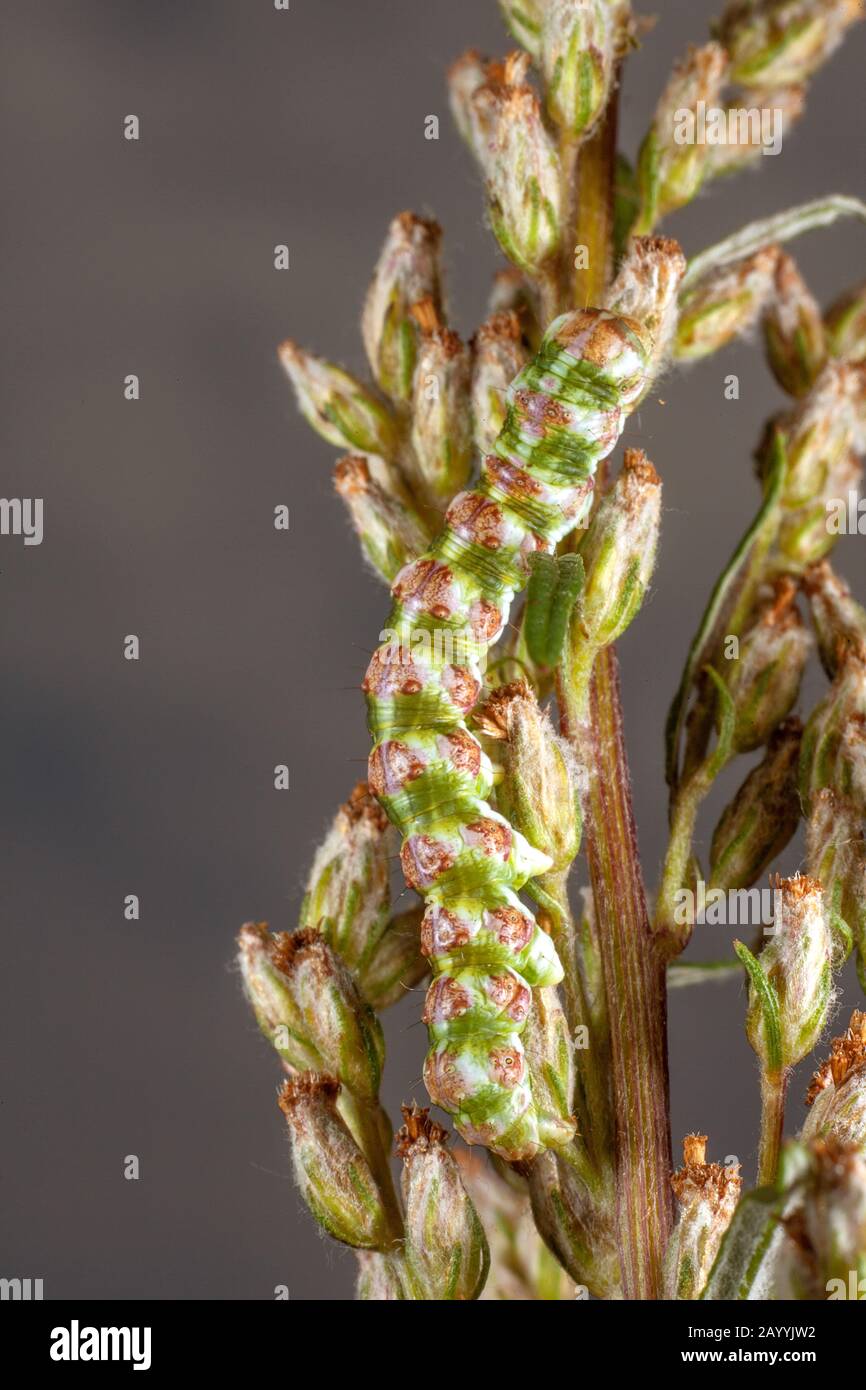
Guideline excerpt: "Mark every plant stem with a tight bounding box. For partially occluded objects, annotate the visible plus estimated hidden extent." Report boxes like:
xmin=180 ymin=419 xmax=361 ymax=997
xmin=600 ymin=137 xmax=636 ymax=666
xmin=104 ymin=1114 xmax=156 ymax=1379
xmin=757 ymin=1068 xmax=788 ymax=1188
xmin=557 ymin=87 xmax=674 ymax=1300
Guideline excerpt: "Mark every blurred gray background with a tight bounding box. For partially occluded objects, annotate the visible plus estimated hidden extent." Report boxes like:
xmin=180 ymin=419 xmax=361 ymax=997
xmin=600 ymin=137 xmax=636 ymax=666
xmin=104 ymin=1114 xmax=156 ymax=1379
xmin=1 ymin=0 xmax=864 ymax=1300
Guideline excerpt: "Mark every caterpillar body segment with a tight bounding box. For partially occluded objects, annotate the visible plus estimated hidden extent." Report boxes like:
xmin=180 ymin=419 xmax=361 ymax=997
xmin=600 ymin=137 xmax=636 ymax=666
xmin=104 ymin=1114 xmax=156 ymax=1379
xmin=364 ymin=308 xmax=652 ymax=1160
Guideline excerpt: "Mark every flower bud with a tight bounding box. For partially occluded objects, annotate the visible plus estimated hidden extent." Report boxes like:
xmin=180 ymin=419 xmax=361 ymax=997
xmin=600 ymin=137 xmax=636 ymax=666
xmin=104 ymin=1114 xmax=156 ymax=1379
xmin=455 ymin=1151 xmax=576 ymax=1300
xmin=635 ymin=43 xmax=729 ymax=231
xmin=677 ymin=247 xmax=781 ymax=363
xmin=709 ymin=717 xmax=802 ymax=891
xmin=606 ymin=236 xmax=688 ymax=374
xmin=736 ymin=875 xmax=833 ymax=1073
xmin=333 ymin=456 xmax=430 ymax=582
xmin=237 ymin=923 xmax=385 ymax=1101
xmin=806 ymin=788 xmax=866 ymax=971
xmin=359 ymin=905 xmax=428 ymax=1011
xmin=540 ymin=0 xmax=617 ymax=138
xmin=804 ymin=1011 xmax=866 ymax=1152
xmin=277 ymin=341 xmax=396 ymax=459
xmin=664 ymin=1135 xmax=743 ymax=1300
xmin=460 ymin=53 xmax=563 ymax=277
xmin=803 ymin=560 xmax=866 ymax=678
xmin=723 ymin=580 xmax=812 ymax=753
xmin=397 ymin=1105 xmax=490 ymax=1299
xmin=475 ymin=680 xmax=582 ymax=875
xmin=825 ymin=279 xmax=866 ymax=364
xmin=759 ymin=358 xmax=864 ymax=535
xmin=526 ymin=1148 xmax=621 ymax=1297
xmin=278 ymin=1075 xmax=391 ymax=1249
xmin=362 ymin=212 xmax=444 ymax=404
xmin=520 ymin=985 xmax=578 ymax=1149
xmin=408 ymin=299 xmax=473 ymax=511
xmin=576 ymin=449 xmax=662 ymax=653
xmin=716 ymin=0 xmax=863 ymax=89
xmin=498 ymin=0 xmax=545 ymax=59
xmin=799 ymin=650 xmax=866 ymax=816
xmin=763 ymin=251 xmax=827 ymax=397
xmin=448 ymin=49 xmax=489 ymax=147
xmin=471 ymin=310 xmax=528 ymax=458
xmin=300 ymin=783 xmax=393 ymax=975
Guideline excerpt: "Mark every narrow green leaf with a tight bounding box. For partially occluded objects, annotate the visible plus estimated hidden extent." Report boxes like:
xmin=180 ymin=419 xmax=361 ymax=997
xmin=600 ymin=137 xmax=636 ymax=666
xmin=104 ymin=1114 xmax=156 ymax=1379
xmin=733 ymin=940 xmax=783 ymax=1075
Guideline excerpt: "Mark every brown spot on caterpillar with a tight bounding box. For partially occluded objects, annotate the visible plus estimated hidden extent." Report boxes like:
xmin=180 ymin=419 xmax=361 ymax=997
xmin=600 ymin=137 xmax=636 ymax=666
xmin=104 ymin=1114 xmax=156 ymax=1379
xmin=401 ymin=834 xmax=456 ymax=889
xmin=446 ymin=490 xmax=506 ymax=549
xmin=393 ymin=557 xmax=457 ymax=619
xmin=362 ymin=645 xmax=420 ymax=697
xmin=483 ymin=455 xmax=543 ymax=501
xmin=423 ymin=1045 xmax=468 ymax=1108
xmin=368 ymin=741 xmax=425 ymax=796
xmin=423 ymin=975 xmax=473 ymax=1024
xmin=443 ymin=665 xmax=481 ymax=710
xmin=469 ymin=597 xmax=504 ymax=642
xmin=489 ymin=1044 xmax=525 ymax=1088
xmin=420 ymin=904 xmax=472 ymax=958
xmin=489 ymin=905 xmax=534 ymax=952
xmin=487 ymin=973 xmax=531 ymax=1022
xmin=464 ymin=817 xmax=511 ymax=859
xmin=441 ymin=727 xmax=482 ymax=777
xmin=513 ymin=388 xmax=572 ymax=428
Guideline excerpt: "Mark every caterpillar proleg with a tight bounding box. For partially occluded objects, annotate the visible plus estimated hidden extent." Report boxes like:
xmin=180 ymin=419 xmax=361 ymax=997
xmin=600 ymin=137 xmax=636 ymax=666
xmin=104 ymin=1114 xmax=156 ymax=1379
xmin=364 ymin=306 xmax=653 ymax=1160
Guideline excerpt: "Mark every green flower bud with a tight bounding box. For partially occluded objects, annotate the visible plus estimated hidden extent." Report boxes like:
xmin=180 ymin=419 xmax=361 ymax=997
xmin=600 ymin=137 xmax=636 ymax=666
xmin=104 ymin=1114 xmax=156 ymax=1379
xmin=825 ymin=279 xmax=866 ymax=364
xmin=300 ymin=783 xmax=394 ymax=975
xmin=278 ymin=341 xmax=397 ymax=458
xmin=475 ymin=680 xmax=582 ymax=876
xmin=458 ymin=52 xmax=563 ymax=277
xmin=607 ymin=235 xmax=687 ymax=375
xmin=455 ymin=1150 xmax=577 ymax=1300
xmin=736 ymin=875 xmax=833 ymax=1074
xmin=806 ymin=788 xmax=866 ymax=970
xmin=278 ymin=1075 xmax=391 ymax=1250
xmin=526 ymin=1148 xmax=621 ymax=1298
xmin=237 ymin=923 xmax=385 ymax=1101
xmin=709 ymin=717 xmax=802 ymax=891
xmin=498 ymin=0 xmax=545 ymax=59
xmin=773 ymin=363 xmax=864 ymax=504
xmin=541 ymin=0 xmax=617 ymax=138
xmin=576 ymin=448 xmax=662 ymax=654
xmin=664 ymin=1135 xmax=743 ymax=1300
xmin=800 ymin=650 xmax=866 ymax=816
xmin=520 ymin=985 xmax=578 ymax=1150
xmin=359 ymin=905 xmax=428 ymax=1011
xmin=397 ymin=1105 xmax=490 ymax=1300
xmin=804 ymin=1011 xmax=866 ymax=1153
xmin=676 ymin=246 xmax=780 ymax=362
xmin=716 ymin=0 xmax=863 ymax=89
xmin=362 ymin=212 xmax=444 ymax=404
xmin=803 ymin=560 xmax=866 ymax=678
xmin=724 ymin=580 xmax=812 ymax=753
xmin=408 ymin=299 xmax=473 ymax=512
xmin=763 ymin=252 xmax=827 ymax=397
xmin=635 ymin=43 xmax=729 ymax=231
xmin=333 ymin=457 xmax=430 ymax=583
xmin=471 ymin=310 xmax=528 ymax=458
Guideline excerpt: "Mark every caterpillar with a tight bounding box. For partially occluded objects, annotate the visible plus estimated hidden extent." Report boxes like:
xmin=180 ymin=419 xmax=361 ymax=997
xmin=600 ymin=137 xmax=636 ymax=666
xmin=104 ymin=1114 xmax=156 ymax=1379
xmin=363 ymin=306 xmax=652 ymax=1162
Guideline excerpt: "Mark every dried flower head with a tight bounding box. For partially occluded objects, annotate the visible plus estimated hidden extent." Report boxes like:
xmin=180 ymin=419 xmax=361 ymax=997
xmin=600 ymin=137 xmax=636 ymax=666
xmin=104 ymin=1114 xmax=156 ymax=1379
xmin=664 ymin=1134 xmax=743 ymax=1299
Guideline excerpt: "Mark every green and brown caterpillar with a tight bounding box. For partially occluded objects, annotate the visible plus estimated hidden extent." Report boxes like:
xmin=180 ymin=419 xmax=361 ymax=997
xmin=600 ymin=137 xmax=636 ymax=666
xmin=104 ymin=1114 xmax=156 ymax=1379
xmin=364 ymin=306 xmax=654 ymax=1162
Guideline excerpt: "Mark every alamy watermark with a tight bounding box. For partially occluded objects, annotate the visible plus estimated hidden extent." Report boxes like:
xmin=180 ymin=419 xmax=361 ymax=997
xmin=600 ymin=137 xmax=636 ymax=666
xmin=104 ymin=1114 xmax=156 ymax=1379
xmin=0 ymin=498 xmax=43 ymax=546
xmin=674 ymin=101 xmax=784 ymax=157
xmin=673 ymin=881 xmax=782 ymax=931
